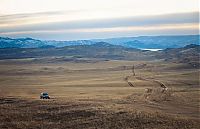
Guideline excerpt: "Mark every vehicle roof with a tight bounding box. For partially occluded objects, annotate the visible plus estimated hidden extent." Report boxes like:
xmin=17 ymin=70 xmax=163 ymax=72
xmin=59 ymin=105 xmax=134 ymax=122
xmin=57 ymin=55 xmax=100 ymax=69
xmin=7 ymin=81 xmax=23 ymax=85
xmin=41 ymin=92 xmax=48 ymax=94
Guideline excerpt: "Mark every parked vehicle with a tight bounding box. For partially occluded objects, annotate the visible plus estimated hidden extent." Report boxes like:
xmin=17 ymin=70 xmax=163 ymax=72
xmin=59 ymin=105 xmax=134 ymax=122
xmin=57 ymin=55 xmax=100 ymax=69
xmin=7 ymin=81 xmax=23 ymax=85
xmin=40 ymin=92 xmax=50 ymax=99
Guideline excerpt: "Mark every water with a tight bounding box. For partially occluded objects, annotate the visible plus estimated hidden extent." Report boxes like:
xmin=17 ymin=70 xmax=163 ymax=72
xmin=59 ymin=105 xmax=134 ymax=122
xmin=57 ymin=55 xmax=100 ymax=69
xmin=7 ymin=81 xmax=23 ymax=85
xmin=140 ymin=48 xmax=162 ymax=51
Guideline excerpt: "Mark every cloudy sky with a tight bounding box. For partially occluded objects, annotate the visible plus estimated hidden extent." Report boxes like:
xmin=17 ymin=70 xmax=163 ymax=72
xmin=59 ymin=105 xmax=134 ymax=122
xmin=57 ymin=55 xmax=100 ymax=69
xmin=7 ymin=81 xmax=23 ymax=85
xmin=0 ymin=0 xmax=199 ymax=40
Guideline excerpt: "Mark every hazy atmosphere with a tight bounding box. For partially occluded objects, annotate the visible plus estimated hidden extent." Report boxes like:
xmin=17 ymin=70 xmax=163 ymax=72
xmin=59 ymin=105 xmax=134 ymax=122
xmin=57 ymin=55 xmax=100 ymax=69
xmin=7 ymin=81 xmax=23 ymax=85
xmin=0 ymin=0 xmax=199 ymax=40
xmin=0 ymin=1 xmax=199 ymax=129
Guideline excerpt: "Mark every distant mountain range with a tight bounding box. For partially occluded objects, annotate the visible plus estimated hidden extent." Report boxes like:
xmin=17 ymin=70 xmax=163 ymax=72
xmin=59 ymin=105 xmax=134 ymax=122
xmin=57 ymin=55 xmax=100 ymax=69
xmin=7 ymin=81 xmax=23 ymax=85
xmin=92 ymin=35 xmax=199 ymax=49
xmin=0 ymin=35 xmax=199 ymax=49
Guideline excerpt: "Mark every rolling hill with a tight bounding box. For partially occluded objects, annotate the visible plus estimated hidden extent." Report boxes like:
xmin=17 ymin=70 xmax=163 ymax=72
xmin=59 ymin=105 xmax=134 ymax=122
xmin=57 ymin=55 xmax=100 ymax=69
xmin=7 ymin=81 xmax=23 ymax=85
xmin=0 ymin=41 xmax=199 ymax=68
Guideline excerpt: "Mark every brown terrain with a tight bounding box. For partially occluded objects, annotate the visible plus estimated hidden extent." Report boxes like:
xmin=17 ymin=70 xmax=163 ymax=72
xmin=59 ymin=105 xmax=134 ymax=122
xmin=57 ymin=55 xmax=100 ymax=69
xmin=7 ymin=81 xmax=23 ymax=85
xmin=0 ymin=56 xmax=199 ymax=129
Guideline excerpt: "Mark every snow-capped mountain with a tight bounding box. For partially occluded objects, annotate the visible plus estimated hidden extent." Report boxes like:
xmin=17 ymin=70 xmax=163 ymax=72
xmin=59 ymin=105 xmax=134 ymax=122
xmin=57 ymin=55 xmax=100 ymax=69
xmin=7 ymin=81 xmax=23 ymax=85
xmin=0 ymin=35 xmax=199 ymax=49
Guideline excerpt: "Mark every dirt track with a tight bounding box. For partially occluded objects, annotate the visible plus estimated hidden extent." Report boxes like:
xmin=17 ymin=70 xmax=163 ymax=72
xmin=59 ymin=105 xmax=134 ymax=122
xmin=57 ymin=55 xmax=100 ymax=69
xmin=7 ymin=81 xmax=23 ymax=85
xmin=124 ymin=65 xmax=168 ymax=90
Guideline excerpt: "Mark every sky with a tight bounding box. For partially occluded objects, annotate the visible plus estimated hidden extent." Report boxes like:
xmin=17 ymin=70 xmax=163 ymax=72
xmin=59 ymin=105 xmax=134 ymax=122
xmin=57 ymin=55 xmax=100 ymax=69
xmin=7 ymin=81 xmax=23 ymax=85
xmin=0 ymin=0 xmax=199 ymax=40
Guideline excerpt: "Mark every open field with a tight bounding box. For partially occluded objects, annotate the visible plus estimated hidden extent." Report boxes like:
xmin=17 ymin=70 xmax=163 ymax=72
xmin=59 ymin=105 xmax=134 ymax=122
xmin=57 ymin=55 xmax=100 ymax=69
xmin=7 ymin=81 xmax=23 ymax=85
xmin=0 ymin=58 xmax=199 ymax=129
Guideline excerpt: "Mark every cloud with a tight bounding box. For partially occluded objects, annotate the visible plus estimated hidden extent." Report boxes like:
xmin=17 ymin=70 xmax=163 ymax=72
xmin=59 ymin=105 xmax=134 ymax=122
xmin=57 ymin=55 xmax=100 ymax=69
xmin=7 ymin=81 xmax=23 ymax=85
xmin=0 ymin=11 xmax=198 ymax=40
xmin=2 ymin=27 xmax=198 ymax=41
xmin=0 ymin=12 xmax=198 ymax=32
xmin=1 ymin=23 xmax=197 ymax=34
xmin=0 ymin=10 xmax=82 ymax=25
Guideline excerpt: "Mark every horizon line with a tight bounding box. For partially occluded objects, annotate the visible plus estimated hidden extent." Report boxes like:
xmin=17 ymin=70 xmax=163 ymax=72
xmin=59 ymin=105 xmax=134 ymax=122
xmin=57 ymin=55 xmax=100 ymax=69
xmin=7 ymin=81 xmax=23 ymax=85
xmin=0 ymin=34 xmax=199 ymax=42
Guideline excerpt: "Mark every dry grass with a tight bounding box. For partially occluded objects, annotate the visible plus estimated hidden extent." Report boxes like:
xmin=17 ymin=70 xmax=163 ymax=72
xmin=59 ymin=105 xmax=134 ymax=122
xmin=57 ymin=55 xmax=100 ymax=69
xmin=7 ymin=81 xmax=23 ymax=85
xmin=0 ymin=59 xmax=199 ymax=128
xmin=0 ymin=97 xmax=199 ymax=129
